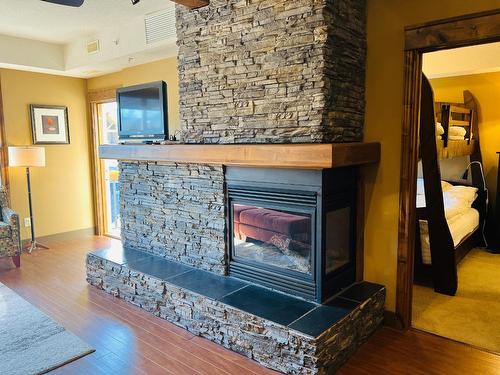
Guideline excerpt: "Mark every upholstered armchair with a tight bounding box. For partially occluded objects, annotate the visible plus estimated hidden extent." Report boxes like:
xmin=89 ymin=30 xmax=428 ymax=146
xmin=0 ymin=186 xmax=21 ymax=267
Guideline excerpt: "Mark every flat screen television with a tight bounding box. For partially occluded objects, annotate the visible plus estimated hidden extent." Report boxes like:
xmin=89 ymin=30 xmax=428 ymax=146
xmin=117 ymin=81 xmax=168 ymax=142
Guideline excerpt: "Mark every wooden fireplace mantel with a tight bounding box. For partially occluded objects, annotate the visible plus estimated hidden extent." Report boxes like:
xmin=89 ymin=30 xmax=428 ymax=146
xmin=171 ymin=0 xmax=209 ymax=9
xmin=99 ymin=142 xmax=380 ymax=169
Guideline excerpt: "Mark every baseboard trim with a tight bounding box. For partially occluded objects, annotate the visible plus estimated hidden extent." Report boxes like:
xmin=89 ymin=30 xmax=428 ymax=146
xmin=411 ymin=328 xmax=500 ymax=357
xmin=21 ymin=227 xmax=97 ymax=246
xmin=384 ymin=310 xmax=405 ymax=330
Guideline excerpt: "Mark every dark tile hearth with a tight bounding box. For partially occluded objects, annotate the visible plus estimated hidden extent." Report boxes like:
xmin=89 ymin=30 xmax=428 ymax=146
xmin=87 ymin=246 xmax=385 ymax=374
xmin=168 ymin=269 xmax=247 ymax=300
xmin=220 ymin=284 xmax=316 ymax=327
xmin=339 ymin=281 xmax=385 ymax=303
xmin=127 ymin=256 xmax=192 ymax=281
xmin=89 ymin=246 xmax=383 ymax=339
xmin=91 ymin=245 xmax=152 ymax=266
xmin=289 ymin=298 xmax=360 ymax=337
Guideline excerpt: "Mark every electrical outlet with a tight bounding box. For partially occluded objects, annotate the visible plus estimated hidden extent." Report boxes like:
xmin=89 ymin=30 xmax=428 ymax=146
xmin=24 ymin=218 xmax=31 ymax=227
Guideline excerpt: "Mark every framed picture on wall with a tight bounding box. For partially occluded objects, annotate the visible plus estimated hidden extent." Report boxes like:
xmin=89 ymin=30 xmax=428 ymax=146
xmin=30 ymin=104 xmax=70 ymax=144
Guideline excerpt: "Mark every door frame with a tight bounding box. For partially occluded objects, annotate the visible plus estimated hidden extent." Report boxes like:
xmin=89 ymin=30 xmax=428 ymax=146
xmin=88 ymin=88 xmax=119 ymax=237
xmin=396 ymin=9 xmax=500 ymax=330
xmin=0 ymin=78 xmax=10 ymax=193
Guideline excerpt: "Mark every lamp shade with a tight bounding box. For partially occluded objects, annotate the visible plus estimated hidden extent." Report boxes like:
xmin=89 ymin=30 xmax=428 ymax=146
xmin=8 ymin=146 xmax=46 ymax=167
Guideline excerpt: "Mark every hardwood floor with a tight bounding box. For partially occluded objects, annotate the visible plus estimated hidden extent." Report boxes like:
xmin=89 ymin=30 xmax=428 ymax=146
xmin=0 ymin=231 xmax=499 ymax=374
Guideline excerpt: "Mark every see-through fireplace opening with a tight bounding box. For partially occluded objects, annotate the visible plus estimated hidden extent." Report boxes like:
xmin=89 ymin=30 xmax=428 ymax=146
xmin=226 ymin=167 xmax=358 ymax=303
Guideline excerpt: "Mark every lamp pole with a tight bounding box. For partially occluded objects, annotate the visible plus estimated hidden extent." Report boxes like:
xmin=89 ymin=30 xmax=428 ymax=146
xmin=25 ymin=166 xmax=48 ymax=253
xmin=26 ymin=167 xmax=35 ymax=251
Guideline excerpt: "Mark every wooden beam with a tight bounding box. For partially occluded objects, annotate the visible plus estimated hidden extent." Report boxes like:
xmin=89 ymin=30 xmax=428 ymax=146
xmin=99 ymin=142 xmax=380 ymax=170
xmin=405 ymin=9 xmax=500 ymax=51
xmin=170 ymin=0 xmax=209 ymax=9
xmin=87 ymin=87 xmax=118 ymax=103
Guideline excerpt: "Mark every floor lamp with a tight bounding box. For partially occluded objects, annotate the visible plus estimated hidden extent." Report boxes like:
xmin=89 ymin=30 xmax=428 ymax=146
xmin=8 ymin=146 xmax=49 ymax=253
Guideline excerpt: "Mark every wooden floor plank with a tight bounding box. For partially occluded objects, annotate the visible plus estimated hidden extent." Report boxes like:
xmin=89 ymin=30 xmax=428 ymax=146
xmin=1 ymin=231 xmax=500 ymax=375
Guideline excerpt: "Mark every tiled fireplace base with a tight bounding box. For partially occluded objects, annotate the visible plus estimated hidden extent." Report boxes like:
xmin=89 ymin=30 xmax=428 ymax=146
xmin=86 ymin=247 xmax=385 ymax=374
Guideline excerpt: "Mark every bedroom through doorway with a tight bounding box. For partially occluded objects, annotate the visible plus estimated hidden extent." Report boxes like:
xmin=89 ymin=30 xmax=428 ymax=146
xmin=411 ymin=42 xmax=500 ymax=353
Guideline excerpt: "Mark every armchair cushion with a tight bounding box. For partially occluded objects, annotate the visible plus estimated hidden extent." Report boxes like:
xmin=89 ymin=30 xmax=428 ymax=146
xmin=0 ymin=222 xmax=11 ymax=238
xmin=0 ymin=186 xmax=21 ymax=259
xmin=0 ymin=186 xmax=8 ymax=209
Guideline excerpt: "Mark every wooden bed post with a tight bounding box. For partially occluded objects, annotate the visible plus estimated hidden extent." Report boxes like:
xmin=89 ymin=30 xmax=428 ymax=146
xmin=419 ymin=75 xmax=457 ymax=295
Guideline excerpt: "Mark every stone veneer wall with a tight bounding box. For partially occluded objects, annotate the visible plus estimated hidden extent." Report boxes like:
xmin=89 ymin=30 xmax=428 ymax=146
xmin=119 ymin=161 xmax=227 ymax=274
xmin=323 ymin=0 xmax=366 ymax=141
xmin=176 ymin=0 xmax=366 ymax=144
xmin=87 ymin=254 xmax=385 ymax=375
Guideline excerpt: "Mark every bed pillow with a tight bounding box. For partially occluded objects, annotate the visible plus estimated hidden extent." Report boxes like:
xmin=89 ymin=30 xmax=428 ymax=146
xmin=448 ymin=126 xmax=467 ymax=137
xmin=441 ymin=180 xmax=453 ymax=192
xmin=447 ymin=185 xmax=478 ymax=206
xmin=448 ymin=135 xmax=467 ymax=141
xmin=416 ymin=179 xmax=453 ymax=196
xmin=442 ymin=191 xmax=476 ymax=219
xmin=443 ymin=194 xmax=466 ymax=220
xmin=436 ymin=122 xmax=445 ymax=136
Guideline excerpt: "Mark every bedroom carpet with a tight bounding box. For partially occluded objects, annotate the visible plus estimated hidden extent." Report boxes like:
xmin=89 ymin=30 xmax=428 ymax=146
xmin=413 ymin=248 xmax=500 ymax=353
xmin=0 ymin=282 xmax=94 ymax=375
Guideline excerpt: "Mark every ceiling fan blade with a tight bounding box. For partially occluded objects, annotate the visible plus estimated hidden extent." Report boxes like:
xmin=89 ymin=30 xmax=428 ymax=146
xmin=41 ymin=0 xmax=85 ymax=7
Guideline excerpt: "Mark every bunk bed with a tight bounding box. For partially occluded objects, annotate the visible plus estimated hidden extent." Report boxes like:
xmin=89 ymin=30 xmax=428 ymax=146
xmin=414 ymin=75 xmax=487 ymax=296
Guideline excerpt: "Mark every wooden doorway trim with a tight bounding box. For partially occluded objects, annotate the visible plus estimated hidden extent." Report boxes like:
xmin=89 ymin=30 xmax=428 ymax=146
xmin=88 ymin=87 xmax=118 ymax=236
xmin=0 ymin=78 xmax=9 ymax=194
xmin=396 ymin=9 xmax=500 ymax=330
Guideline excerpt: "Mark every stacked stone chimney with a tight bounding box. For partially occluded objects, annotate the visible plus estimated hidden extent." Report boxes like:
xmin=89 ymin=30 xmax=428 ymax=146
xmin=176 ymin=0 xmax=366 ymax=144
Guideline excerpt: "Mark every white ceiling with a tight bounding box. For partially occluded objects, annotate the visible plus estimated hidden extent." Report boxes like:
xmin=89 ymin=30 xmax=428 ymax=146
xmin=423 ymin=42 xmax=500 ymax=79
xmin=0 ymin=0 xmax=171 ymax=43
xmin=0 ymin=0 xmax=178 ymax=78
xmin=3 ymin=2 xmax=499 ymax=81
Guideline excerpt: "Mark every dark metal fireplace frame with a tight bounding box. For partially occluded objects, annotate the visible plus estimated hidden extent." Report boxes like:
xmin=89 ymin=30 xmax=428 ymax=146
xmin=228 ymin=185 xmax=319 ymax=300
xmin=225 ymin=167 xmax=357 ymax=303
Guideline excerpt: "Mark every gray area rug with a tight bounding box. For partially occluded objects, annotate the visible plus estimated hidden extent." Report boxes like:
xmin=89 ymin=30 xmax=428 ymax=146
xmin=0 ymin=282 xmax=94 ymax=375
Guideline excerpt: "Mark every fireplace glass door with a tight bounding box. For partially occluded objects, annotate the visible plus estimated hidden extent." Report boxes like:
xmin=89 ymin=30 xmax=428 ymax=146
xmin=232 ymin=203 xmax=313 ymax=274
xmin=325 ymin=207 xmax=352 ymax=274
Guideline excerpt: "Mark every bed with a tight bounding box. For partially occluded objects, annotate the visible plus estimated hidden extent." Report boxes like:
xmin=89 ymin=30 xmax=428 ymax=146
xmin=414 ymin=75 xmax=487 ymax=296
xmin=417 ymin=179 xmax=480 ymax=265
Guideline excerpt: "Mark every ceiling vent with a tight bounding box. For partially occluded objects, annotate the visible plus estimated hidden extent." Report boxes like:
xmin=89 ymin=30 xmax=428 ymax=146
xmin=145 ymin=7 xmax=176 ymax=45
xmin=86 ymin=40 xmax=100 ymax=54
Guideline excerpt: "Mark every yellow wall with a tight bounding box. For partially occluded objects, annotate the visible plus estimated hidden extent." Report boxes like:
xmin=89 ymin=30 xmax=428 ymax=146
xmin=0 ymin=56 xmax=178 ymax=241
xmin=1 ymin=69 xmax=94 ymax=240
xmin=430 ymin=72 xmax=500 ymax=210
xmin=363 ymin=0 xmax=500 ymax=311
xmin=87 ymin=57 xmax=180 ymax=135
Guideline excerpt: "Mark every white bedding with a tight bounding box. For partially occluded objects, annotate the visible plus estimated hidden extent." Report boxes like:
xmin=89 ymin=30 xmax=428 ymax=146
xmin=416 ymin=178 xmax=479 ymax=265
xmin=436 ymin=122 xmax=445 ymax=136
xmin=448 ymin=126 xmax=467 ymax=138
xmin=435 ymin=122 xmax=467 ymax=140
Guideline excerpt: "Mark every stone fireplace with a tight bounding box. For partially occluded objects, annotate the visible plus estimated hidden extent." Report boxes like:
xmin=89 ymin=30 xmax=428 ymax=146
xmin=227 ymin=166 xmax=357 ymax=303
xmin=87 ymin=1 xmax=385 ymax=374
xmin=89 ymin=144 xmax=383 ymax=374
